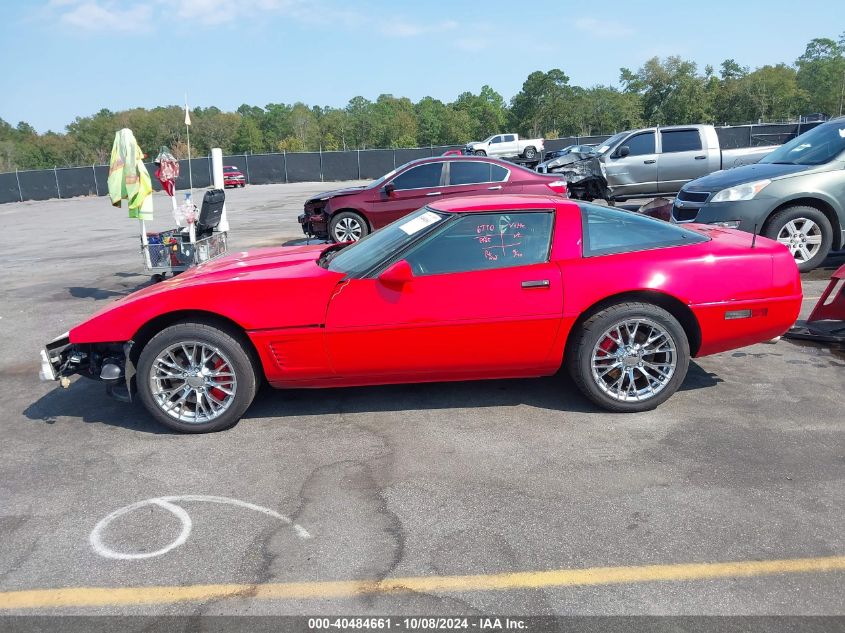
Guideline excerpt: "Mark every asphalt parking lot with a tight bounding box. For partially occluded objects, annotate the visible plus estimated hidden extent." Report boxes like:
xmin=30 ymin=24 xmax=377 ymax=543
xmin=0 ymin=182 xmax=843 ymax=616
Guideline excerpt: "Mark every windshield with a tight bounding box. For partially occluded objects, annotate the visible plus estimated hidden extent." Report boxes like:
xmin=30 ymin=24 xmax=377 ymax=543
xmin=760 ymin=121 xmax=845 ymax=166
xmin=596 ymin=132 xmax=628 ymax=155
xmin=327 ymin=208 xmax=448 ymax=276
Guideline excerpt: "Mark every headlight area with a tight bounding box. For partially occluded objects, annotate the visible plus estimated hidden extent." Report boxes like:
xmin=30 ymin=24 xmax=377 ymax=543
xmin=40 ymin=339 xmax=134 ymax=402
xmin=710 ymin=179 xmax=771 ymax=203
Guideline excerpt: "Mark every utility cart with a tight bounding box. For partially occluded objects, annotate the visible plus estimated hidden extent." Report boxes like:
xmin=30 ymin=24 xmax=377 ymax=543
xmin=142 ymin=189 xmax=228 ymax=282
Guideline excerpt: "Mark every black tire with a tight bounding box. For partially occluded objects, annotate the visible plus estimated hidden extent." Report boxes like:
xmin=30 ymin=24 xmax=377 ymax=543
xmin=136 ymin=321 xmax=259 ymax=433
xmin=763 ymin=206 xmax=832 ymax=273
xmin=473 ymin=150 xmax=486 ymax=156
xmin=523 ymin=146 xmax=537 ymax=160
xmin=329 ymin=211 xmax=369 ymax=243
xmin=567 ymin=302 xmax=690 ymax=413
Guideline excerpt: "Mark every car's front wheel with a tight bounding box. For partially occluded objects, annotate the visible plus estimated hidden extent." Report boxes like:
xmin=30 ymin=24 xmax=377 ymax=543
xmin=330 ymin=211 xmax=369 ymax=243
xmin=136 ymin=322 xmax=259 ymax=433
xmin=764 ymin=206 xmax=832 ymax=272
xmin=568 ymin=302 xmax=690 ymax=412
xmin=523 ymin=146 xmax=537 ymax=160
xmin=473 ymin=150 xmax=486 ymax=156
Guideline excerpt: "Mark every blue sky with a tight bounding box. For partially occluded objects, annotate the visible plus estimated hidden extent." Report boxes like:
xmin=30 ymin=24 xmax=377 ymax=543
xmin=1 ymin=0 xmax=843 ymax=132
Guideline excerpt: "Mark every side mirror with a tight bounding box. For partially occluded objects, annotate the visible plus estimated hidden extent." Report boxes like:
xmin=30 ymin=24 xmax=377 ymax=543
xmin=379 ymin=259 xmax=413 ymax=286
xmin=616 ymin=146 xmax=630 ymax=158
xmin=383 ymin=183 xmax=396 ymax=197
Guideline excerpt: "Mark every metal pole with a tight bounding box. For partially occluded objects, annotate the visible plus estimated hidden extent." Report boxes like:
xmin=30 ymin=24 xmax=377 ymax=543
xmin=319 ymin=145 xmax=324 ymax=182
xmin=92 ymin=164 xmax=99 ymax=196
xmin=15 ymin=169 xmax=22 ymax=201
xmin=283 ymin=150 xmax=288 ymax=183
xmin=357 ymin=149 xmax=361 ymax=180
xmin=244 ymin=153 xmax=250 ymax=184
xmin=54 ymin=167 xmax=61 ymax=199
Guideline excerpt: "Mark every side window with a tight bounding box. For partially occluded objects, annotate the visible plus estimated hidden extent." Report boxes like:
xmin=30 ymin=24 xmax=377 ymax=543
xmin=623 ymin=132 xmax=655 ymax=156
xmin=391 ymin=162 xmax=443 ymax=190
xmin=404 ymin=212 xmax=554 ymax=275
xmin=661 ymin=129 xmax=702 ymax=153
xmin=449 ymin=161 xmax=493 ymax=185
xmin=504 ymin=134 xmax=516 ymax=142
xmin=580 ymin=203 xmax=708 ymax=257
xmin=490 ymin=164 xmax=509 ymax=182
xmin=490 ymin=136 xmax=502 ymax=144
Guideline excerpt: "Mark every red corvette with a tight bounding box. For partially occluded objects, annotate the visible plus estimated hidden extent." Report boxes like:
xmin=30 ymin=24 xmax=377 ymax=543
xmin=39 ymin=196 xmax=801 ymax=433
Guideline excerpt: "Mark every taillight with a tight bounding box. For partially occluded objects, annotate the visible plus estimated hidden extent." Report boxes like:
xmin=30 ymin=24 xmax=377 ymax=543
xmin=546 ymin=180 xmax=567 ymax=195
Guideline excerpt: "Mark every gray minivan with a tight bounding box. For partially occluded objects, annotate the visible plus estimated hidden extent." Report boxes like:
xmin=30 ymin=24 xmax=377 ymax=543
xmin=672 ymin=118 xmax=845 ymax=272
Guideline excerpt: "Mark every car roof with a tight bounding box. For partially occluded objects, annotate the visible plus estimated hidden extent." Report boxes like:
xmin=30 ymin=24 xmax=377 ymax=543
xmin=400 ymin=155 xmax=515 ymax=168
xmin=429 ymin=194 xmax=577 ymax=213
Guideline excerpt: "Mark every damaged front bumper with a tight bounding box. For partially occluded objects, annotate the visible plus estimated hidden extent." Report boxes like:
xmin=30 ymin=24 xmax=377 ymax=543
xmin=39 ymin=334 xmax=136 ymax=402
xmin=298 ymin=207 xmax=330 ymax=239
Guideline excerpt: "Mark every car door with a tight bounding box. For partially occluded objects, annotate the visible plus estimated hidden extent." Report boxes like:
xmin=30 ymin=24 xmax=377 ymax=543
xmin=370 ymin=162 xmax=446 ymax=228
xmin=487 ymin=135 xmax=505 ymax=156
xmin=604 ymin=131 xmax=658 ymax=197
xmin=441 ymin=160 xmax=510 ymax=199
xmin=499 ymin=134 xmax=519 ymax=157
xmin=657 ymin=129 xmax=710 ymax=194
xmin=325 ymin=211 xmax=562 ymax=379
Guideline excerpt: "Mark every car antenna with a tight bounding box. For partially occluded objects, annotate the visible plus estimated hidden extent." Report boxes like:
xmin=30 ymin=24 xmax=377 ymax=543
xmin=751 ymin=223 xmax=758 ymax=248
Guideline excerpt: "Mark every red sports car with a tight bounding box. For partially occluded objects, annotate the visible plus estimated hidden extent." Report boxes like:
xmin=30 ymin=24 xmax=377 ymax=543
xmin=40 ymin=196 xmax=801 ymax=433
xmin=223 ymin=166 xmax=246 ymax=188
xmin=299 ymin=156 xmax=567 ymax=243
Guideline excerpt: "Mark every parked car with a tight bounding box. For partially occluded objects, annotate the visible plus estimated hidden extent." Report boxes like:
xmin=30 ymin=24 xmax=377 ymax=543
xmin=671 ymin=117 xmax=845 ymax=272
xmin=465 ymin=134 xmax=545 ymax=160
xmin=223 ymin=166 xmax=246 ymax=188
xmin=536 ymin=144 xmax=598 ymax=173
xmin=562 ymin=125 xmax=778 ymax=202
xmin=40 ymin=195 xmax=801 ymax=433
xmin=298 ymin=156 xmax=568 ymax=242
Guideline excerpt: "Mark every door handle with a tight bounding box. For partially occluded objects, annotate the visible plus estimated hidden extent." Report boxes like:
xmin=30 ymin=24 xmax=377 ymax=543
xmin=694 ymin=155 xmax=706 ymax=160
xmin=426 ymin=191 xmax=442 ymax=196
xmin=488 ymin=185 xmax=503 ymax=190
xmin=643 ymin=159 xmax=656 ymax=164
xmin=522 ymin=279 xmax=550 ymax=289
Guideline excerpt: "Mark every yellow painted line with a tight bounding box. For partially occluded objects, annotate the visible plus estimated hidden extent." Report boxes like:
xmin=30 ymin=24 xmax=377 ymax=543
xmin=1 ymin=555 xmax=844 ymax=610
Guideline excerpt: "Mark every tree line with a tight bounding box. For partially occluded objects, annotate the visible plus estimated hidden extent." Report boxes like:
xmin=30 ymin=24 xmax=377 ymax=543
xmin=1 ymin=33 xmax=842 ymax=172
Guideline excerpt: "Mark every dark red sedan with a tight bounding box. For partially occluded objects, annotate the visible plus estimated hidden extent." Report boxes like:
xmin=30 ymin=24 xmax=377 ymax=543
xmin=299 ymin=156 xmax=568 ymax=242
xmin=223 ymin=166 xmax=246 ymax=188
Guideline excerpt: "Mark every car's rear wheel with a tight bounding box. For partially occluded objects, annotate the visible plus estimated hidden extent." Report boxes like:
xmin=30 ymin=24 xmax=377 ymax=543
xmin=330 ymin=211 xmax=369 ymax=243
xmin=473 ymin=150 xmax=486 ymax=156
xmin=764 ymin=206 xmax=832 ymax=272
xmin=523 ymin=146 xmax=537 ymax=160
xmin=136 ymin=322 xmax=259 ymax=433
xmin=568 ymin=302 xmax=690 ymax=412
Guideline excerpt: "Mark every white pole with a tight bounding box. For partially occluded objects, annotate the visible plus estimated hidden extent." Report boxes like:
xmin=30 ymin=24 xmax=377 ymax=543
xmin=211 ymin=147 xmax=229 ymax=232
xmin=140 ymin=218 xmax=151 ymax=268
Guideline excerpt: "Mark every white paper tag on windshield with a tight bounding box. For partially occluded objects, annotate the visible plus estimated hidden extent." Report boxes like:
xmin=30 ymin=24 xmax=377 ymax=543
xmin=399 ymin=211 xmax=441 ymax=235
xmin=839 ymin=127 xmax=845 ymax=138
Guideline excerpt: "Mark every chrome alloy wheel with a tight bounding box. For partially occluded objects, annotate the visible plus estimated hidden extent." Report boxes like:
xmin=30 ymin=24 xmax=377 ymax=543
xmin=333 ymin=217 xmax=363 ymax=242
xmin=149 ymin=341 xmax=237 ymax=424
xmin=776 ymin=218 xmax=823 ymax=264
xmin=590 ymin=318 xmax=677 ymax=402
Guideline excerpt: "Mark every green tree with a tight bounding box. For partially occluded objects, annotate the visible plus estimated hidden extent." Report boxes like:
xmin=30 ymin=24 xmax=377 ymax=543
xmin=796 ymin=36 xmax=845 ymax=116
xmin=620 ymin=56 xmax=714 ymax=125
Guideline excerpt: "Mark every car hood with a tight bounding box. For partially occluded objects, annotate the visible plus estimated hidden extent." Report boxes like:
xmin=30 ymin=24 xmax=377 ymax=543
xmin=684 ymin=162 xmax=815 ymax=191
xmin=306 ymin=186 xmax=367 ymax=203
xmin=69 ymin=245 xmax=347 ymax=343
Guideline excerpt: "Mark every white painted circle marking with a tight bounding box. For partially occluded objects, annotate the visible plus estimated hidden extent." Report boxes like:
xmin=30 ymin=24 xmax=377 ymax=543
xmin=90 ymin=495 xmax=310 ymax=560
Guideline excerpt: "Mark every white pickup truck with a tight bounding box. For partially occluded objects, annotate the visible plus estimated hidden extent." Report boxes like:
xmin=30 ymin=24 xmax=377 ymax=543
xmin=465 ymin=134 xmax=545 ymax=160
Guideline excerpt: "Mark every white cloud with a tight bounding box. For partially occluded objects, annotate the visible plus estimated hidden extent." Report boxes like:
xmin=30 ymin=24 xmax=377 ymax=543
xmin=379 ymin=19 xmax=458 ymax=38
xmin=574 ymin=16 xmax=634 ymax=37
xmin=56 ymin=1 xmax=153 ymax=31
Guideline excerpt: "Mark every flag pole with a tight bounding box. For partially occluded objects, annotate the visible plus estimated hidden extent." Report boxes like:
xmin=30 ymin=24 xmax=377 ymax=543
xmin=185 ymin=94 xmax=195 ymax=244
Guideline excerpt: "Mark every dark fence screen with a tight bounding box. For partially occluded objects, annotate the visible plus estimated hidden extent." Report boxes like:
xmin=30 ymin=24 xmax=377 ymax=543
xmin=0 ymin=172 xmax=20 ymax=204
xmin=0 ymin=123 xmax=823 ymax=205
xmin=321 ymin=151 xmax=359 ymax=181
xmin=285 ymin=152 xmax=321 ymax=183
xmin=359 ymin=149 xmax=395 ymax=179
xmin=17 ymin=169 xmax=58 ymax=201
xmin=56 ymin=166 xmax=98 ymax=199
